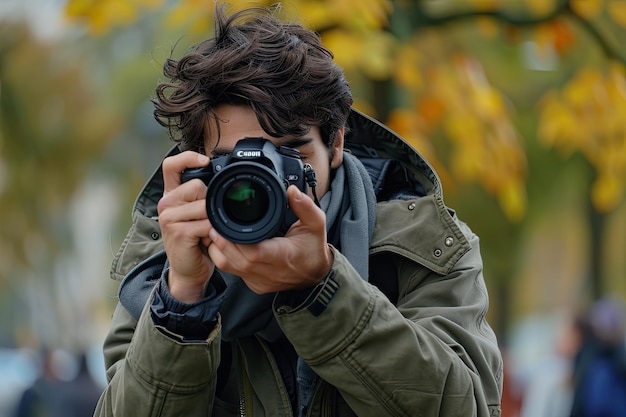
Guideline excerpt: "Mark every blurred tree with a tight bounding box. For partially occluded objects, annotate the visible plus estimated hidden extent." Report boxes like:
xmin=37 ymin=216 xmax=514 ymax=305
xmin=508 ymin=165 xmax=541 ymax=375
xmin=0 ymin=19 xmax=128 ymax=347
xmin=0 ymin=21 xmax=121 ymax=284
xmin=62 ymin=0 xmax=626 ymax=333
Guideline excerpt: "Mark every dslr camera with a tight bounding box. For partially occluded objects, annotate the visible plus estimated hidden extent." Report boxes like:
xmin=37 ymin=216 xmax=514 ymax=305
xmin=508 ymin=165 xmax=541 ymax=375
xmin=181 ymin=137 xmax=310 ymax=244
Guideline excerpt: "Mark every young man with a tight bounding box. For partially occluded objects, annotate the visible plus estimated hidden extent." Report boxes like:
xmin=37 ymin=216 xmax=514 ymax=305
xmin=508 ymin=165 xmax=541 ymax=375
xmin=96 ymin=4 xmax=502 ymax=417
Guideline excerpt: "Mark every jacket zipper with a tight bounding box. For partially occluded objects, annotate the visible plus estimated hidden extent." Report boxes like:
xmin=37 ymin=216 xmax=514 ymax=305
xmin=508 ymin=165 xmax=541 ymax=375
xmin=237 ymin=346 xmax=252 ymax=417
xmin=238 ymin=381 xmax=246 ymax=417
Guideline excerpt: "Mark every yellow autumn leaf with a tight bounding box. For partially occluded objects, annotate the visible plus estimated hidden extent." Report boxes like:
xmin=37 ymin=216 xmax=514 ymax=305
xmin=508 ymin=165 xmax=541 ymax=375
xmin=64 ymin=0 xmax=94 ymax=18
xmin=163 ymin=3 xmax=194 ymax=28
xmin=476 ymin=17 xmax=500 ymax=38
xmin=296 ymin=2 xmax=332 ymax=29
xmin=360 ymin=32 xmax=395 ymax=80
xmin=189 ymin=18 xmax=213 ymax=35
xmin=65 ymin=0 xmax=163 ymax=34
xmin=608 ymin=0 xmax=626 ymax=26
xmin=498 ymin=180 xmax=527 ymax=222
xmin=606 ymin=64 xmax=626 ymax=102
xmin=352 ymin=100 xmax=377 ymax=120
xmin=471 ymin=87 xmax=506 ymax=121
xmin=533 ymin=23 xmax=555 ymax=50
xmin=527 ymin=0 xmax=557 ymax=16
xmin=591 ymin=173 xmax=623 ymax=212
xmin=416 ymin=95 xmax=445 ymax=126
xmin=492 ymin=136 xmax=527 ymax=175
xmin=320 ymin=29 xmax=363 ymax=72
xmin=94 ymin=3 xmax=134 ymax=34
xmin=479 ymin=148 xmax=503 ymax=188
xmin=443 ymin=113 xmax=483 ymax=146
xmin=164 ymin=0 xmax=218 ymax=30
xmin=394 ymin=44 xmax=422 ymax=91
xmin=429 ymin=68 xmax=462 ymax=107
xmin=84 ymin=13 xmax=110 ymax=35
xmin=386 ymin=108 xmax=418 ymax=135
xmin=139 ymin=0 xmax=165 ymax=8
xmin=450 ymin=147 xmax=484 ymax=180
xmin=335 ymin=0 xmax=392 ymax=30
xmin=104 ymin=0 xmax=137 ymax=26
xmin=562 ymin=69 xmax=601 ymax=107
xmin=571 ymin=0 xmax=605 ymax=18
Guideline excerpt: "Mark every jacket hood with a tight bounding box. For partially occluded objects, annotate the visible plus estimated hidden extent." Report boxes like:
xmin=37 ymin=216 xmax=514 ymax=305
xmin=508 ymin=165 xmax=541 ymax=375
xmin=132 ymin=108 xmax=442 ymax=219
xmin=345 ymin=108 xmax=441 ymax=196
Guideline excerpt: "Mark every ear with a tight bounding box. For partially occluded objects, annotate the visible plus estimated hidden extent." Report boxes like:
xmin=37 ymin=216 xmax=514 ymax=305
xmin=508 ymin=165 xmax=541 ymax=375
xmin=330 ymin=127 xmax=345 ymax=169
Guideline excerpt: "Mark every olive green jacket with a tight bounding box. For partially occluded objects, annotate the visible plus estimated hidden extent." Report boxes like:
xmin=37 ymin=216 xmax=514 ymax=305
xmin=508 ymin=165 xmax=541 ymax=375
xmin=95 ymin=110 xmax=503 ymax=417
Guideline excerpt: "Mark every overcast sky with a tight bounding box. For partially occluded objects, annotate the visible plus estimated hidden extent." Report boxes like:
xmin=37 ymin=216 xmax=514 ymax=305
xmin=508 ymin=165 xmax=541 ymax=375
xmin=0 ymin=0 xmax=66 ymax=38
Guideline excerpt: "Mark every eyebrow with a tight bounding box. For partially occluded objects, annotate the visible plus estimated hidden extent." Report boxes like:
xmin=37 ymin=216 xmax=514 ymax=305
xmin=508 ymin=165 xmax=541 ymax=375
xmin=211 ymin=136 xmax=314 ymax=156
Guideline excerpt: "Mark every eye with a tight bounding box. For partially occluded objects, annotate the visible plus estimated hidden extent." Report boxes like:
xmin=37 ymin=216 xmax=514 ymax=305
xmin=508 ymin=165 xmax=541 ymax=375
xmin=298 ymin=152 xmax=311 ymax=162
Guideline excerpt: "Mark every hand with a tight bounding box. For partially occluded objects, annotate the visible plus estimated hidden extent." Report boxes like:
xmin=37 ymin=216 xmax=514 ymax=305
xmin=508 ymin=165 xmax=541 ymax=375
xmin=207 ymin=185 xmax=333 ymax=294
xmin=157 ymin=151 xmax=215 ymax=303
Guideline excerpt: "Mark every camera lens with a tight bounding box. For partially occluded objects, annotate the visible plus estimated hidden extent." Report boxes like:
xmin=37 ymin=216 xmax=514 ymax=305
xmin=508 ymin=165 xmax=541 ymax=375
xmin=223 ymin=180 xmax=269 ymax=225
xmin=206 ymin=162 xmax=287 ymax=244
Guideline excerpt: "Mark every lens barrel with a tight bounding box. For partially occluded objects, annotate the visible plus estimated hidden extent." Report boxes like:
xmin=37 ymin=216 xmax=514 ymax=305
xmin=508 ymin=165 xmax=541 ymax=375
xmin=206 ymin=161 xmax=287 ymax=244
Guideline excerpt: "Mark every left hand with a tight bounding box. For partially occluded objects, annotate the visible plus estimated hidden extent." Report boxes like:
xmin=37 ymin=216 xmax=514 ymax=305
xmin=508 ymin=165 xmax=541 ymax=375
xmin=207 ymin=185 xmax=333 ymax=294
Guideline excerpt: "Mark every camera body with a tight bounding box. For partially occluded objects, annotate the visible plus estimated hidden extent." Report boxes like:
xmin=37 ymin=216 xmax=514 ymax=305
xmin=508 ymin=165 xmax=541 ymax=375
xmin=181 ymin=137 xmax=308 ymax=244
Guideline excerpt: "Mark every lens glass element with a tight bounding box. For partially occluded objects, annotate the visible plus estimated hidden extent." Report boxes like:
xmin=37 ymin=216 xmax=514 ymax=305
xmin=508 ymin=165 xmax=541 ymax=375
xmin=223 ymin=180 xmax=269 ymax=225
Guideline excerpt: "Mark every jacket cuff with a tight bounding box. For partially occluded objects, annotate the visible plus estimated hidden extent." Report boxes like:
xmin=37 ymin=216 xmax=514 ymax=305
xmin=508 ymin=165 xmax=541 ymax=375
xmin=273 ymin=247 xmax=375 ymax=360
xmin=150 ymin=269 xmax=226 ymax=342
xmin=126 ymin=287 xmax=222 ymax=391
xmin=274 ymin=269 xmax=339 ymax=317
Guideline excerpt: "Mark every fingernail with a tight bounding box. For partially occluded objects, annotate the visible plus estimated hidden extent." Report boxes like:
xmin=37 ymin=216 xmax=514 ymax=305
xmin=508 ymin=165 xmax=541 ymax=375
xmin=198 ymin=154 xmax=210 ymax=164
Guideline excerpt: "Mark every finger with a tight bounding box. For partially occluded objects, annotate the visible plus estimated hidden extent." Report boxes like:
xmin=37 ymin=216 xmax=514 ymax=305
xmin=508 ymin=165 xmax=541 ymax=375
xmin=158 ymin=181 xmax=208 ymax=214
xmin=158 ymin=199 xmax=208 ymax=223
xmin=162 ymin=151 xmax=211 ymax=193
xmin=200 ymin=236 xmax=213 ymax=249
xmin=286 ymin=185 xmax=325 ymax=232
xmin=207 ymin=227 xmax=271 ymax=272
xmin=206 ymin=232 xmax=232 ymax=271
xmin=170 ymin=219 xmax=213 ymax=242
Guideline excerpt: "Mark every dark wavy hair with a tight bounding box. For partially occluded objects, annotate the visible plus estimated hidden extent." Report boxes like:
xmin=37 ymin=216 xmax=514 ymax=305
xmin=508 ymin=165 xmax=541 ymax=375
xmin=152 ymin=3 xmax=353 ymax=153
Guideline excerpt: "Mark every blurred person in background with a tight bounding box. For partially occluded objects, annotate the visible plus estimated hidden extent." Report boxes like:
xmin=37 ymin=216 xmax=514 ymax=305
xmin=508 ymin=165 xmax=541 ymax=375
xmin=95 ymin=4 xmax=503 ymax=416
xmin=13 ymin=350 xmax=101 ymax=417
xmin=13 ymin=348 xmax=64 ymax=417
xmin=570 ymin=297 xmax=626 ymax=417
xmin=518 ymin=312 xmax=585 ymax=417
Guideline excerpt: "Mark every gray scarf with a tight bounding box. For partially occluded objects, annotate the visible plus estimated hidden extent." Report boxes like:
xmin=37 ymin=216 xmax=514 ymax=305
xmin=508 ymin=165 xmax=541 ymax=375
xmin=319 ymin=151 xmax=377 ymax=281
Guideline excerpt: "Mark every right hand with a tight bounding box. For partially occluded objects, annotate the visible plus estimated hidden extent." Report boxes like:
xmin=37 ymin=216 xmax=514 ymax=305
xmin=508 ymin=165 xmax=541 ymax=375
xmin=157 ymin=151 xmax=214 ymax=303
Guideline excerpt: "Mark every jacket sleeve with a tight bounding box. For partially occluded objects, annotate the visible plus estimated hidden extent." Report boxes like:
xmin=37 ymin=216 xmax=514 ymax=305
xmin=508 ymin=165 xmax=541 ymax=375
xmin=94 ymin=291 xmax=222 ymax=417
xmin=274 ymin=205 xmax=503 ymax=417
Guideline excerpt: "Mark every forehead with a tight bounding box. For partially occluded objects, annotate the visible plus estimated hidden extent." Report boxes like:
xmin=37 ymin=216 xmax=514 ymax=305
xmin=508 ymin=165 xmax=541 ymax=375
xmin=205 ymin=104 xmax=321 ymax=152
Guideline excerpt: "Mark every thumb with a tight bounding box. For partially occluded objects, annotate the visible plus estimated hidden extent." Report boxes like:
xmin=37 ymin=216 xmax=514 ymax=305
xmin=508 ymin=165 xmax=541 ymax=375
xmin=287 ymin=185 xmax=325 ymax=230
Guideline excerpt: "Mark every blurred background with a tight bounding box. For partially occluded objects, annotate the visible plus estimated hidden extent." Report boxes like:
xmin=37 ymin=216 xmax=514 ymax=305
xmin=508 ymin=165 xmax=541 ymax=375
xmin=0 ymin=0 xmax=625 ymax=416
